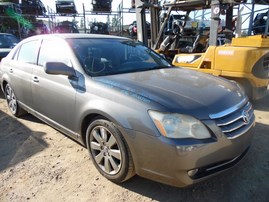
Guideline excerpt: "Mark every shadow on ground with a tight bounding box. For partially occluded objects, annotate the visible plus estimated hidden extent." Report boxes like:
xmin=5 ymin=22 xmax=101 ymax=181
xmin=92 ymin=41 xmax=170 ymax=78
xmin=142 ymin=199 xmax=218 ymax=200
xmin=0 ymin=93 xmax=48 ymax=172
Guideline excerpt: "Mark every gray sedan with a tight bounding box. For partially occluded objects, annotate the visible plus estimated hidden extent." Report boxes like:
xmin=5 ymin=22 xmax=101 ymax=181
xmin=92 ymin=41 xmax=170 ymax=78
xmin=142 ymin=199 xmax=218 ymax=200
xmin=0 ymin=34 xmax=255 ymax=187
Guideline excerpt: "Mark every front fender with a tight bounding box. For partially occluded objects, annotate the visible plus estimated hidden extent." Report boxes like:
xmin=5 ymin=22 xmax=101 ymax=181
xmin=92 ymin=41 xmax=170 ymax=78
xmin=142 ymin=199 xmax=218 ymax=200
xmin=77 ymin=98 xmax=157 ymax=134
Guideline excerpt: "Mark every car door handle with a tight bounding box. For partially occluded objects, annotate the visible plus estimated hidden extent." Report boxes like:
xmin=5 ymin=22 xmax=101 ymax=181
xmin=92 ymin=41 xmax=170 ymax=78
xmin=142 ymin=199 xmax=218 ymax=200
xmin=9 ymin=68 xmax=13 ymax=73
xmin=32 ymin=76 xmax=39 ymax=83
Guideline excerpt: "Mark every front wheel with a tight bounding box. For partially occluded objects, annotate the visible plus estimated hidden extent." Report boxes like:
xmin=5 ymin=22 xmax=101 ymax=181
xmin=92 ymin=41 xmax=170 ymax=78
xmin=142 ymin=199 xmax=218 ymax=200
xmin=5 ymin=83 xmax=26 ymax=117
xmin=86 ymin=119 xmax=135 ymax=183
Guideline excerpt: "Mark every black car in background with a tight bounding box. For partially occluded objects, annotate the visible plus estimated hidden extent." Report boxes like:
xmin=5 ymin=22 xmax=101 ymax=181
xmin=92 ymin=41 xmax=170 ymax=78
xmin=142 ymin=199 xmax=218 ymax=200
xmin=56 ymin=0 xmax=77 ymax=15
xmin=90 ymin=22 xmax=109 ymax=35
xmin=20 ymin=0 xmax=46 ymax=16
xmin=54 ymin=21 xmax=79 ymax=33
xmin=0 ymin=33 xmax=19 ymax=60
xmin=252 ymin=11 xmax=268 ymax=35
xmin=92 ymin=0 xmax=112 ymax=12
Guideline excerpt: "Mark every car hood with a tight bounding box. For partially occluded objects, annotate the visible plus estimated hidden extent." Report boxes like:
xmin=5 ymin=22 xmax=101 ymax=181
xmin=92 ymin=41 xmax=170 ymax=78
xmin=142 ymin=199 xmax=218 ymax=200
xmin=94 ymin=68 xmax=246 ymax=119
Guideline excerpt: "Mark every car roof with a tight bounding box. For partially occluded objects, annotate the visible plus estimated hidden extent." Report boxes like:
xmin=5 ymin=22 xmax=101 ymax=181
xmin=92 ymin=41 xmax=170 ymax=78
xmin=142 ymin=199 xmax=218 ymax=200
xmin=23 ymin=33 xmax=128 ymax=41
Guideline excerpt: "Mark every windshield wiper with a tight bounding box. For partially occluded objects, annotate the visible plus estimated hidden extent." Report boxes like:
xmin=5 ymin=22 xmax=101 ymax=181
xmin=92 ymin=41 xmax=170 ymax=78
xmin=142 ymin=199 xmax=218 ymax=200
xmin=120 ymin=66 xmax=172 ymax=74
xmin=91 ymin=66 xmax=172 ymax=76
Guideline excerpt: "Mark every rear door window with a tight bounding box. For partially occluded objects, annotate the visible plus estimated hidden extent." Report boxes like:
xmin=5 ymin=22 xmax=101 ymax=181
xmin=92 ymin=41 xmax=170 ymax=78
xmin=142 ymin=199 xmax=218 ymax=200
xmin=16 ymin=40 xmax=40 ymax=64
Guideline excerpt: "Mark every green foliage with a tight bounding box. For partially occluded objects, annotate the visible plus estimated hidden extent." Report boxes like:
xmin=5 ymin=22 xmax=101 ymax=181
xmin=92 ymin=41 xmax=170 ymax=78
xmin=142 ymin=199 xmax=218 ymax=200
xmin=5 ymin=7 xmax=32 ymax=29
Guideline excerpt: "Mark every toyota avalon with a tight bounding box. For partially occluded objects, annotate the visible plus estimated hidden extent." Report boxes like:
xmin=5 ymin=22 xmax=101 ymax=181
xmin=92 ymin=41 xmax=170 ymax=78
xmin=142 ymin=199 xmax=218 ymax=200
xmin=0 ymin=34 xmax=255 ymax=187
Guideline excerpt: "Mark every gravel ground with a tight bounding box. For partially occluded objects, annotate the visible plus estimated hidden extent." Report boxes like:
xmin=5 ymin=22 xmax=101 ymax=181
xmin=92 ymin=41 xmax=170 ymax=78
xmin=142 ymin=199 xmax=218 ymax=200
xmin=0 ymin=90 xmax=269 ymax=202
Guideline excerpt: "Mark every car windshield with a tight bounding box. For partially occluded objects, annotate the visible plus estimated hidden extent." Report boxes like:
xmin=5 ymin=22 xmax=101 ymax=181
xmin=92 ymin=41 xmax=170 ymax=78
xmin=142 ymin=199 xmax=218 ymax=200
xmin=0 ymin=34 xmax=19 ymax=48
xmin=67 ymin=38 xmax=171 ymax=76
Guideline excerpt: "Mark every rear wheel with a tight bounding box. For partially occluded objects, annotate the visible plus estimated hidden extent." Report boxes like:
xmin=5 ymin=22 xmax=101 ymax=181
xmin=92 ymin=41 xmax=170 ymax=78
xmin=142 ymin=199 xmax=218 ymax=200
xmin=5 ymin=83 xmax=26 ymax=117
xmin=86 ymin=119 xmax=135 ymax=183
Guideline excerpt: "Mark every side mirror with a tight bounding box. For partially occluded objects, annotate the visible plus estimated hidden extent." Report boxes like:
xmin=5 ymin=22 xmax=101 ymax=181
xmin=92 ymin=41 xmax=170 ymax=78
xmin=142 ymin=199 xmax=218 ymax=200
xmin=44 ymin=62 xmax=75 ymax=76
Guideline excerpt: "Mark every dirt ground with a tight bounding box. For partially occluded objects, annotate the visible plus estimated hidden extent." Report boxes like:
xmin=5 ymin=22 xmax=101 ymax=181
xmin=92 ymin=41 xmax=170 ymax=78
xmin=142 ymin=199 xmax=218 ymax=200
xmin=0 ymin=90 xmax=269 ymax=202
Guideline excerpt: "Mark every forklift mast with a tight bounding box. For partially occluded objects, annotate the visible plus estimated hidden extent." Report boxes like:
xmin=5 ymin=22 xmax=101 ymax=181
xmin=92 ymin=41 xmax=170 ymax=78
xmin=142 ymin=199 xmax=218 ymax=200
xmin=134 ymin=1 xmax=269 ymax=101
xmin=134 ymin=0 xmax=243 ymax=48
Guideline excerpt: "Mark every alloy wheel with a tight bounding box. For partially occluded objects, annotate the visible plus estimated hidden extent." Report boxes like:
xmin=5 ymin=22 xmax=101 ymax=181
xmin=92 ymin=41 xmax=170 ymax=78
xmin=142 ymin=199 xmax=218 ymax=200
xmin=5 ymin=84 xmax=18 ymax=115
xmin=90 ymin=126 xmax=122 ymax=175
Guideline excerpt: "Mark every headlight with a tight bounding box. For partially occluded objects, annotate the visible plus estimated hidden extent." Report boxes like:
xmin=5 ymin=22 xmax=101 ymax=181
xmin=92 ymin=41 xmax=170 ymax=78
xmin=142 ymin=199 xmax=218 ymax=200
xmin=149 ymin=111 xmax=211 ymax=139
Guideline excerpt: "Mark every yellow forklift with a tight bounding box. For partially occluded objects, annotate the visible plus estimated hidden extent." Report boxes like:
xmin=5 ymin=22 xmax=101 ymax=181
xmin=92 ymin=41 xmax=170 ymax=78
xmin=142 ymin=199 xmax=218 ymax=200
xmin=172 ymin=34 xmax=269 ymax=100
xmin=136 ymin=0 xmax=269 ymax=100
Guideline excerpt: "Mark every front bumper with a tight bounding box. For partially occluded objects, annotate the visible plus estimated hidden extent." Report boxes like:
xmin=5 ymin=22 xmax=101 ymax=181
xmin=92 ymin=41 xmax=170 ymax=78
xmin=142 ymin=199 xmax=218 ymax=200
xmin=120 ymin=121 xmax=254 ymax=188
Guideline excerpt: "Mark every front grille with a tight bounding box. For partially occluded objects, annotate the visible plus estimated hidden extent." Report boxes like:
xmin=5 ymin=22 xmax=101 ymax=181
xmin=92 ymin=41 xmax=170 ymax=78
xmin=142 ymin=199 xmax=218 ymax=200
xmin=210 ymin=99 xmax=255 ymax=139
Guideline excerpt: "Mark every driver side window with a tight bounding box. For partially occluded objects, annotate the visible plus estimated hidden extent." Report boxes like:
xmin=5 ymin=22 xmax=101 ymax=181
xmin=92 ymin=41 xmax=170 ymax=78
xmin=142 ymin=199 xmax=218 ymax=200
xmin=38 ymin=39 xmax=72 ymax=67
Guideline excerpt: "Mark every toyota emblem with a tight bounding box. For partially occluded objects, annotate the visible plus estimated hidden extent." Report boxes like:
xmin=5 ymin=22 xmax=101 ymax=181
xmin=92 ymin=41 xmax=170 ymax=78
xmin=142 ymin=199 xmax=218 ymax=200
xmin=242 ymin=110 xmax=250 ymax=124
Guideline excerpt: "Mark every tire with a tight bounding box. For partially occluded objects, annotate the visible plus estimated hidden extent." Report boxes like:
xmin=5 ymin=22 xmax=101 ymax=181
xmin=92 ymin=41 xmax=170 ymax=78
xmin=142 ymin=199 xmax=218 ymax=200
xmin=86 ymin=119 xmax=135 ymax=183
xmin=5 ymin=83 xmax=27 ymax=117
